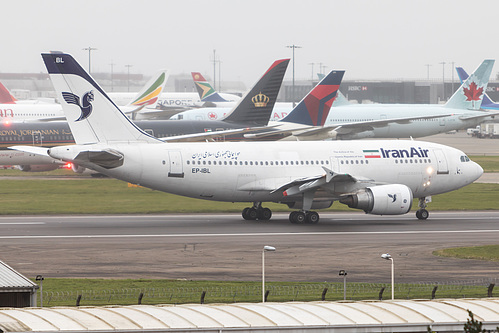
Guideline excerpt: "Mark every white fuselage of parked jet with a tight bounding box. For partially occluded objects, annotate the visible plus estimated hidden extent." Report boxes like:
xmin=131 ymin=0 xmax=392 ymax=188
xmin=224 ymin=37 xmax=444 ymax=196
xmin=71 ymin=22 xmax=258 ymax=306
xmin=108 ymin=92 xmax=240 ymax=108
xmin=0 ymin=103 xmax=66 ymax=122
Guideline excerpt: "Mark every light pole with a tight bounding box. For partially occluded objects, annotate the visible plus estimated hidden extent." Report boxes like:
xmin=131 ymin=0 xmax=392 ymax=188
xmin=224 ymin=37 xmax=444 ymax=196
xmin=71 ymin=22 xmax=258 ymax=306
xmin=286 ymin=44 xmax=302 ymax=107
xmin=425 ymin=64 xmax=432 ymax=80
xmin=35 ymin=275 xmax=44 ymax=307
xmin=82 ymin=47 xmax=97 ymax=74
xmin=125 ymin=64 xmax=133 ymax=92
xmin=339 ymin=270 xmax=347 ymax=300
xmin=262 ymin=245 xmax=276 ymax=302
xmin=381 ymin=253 xmax=394 ymax=300
xmin=439 ymin=61 xmax=446 ymax=100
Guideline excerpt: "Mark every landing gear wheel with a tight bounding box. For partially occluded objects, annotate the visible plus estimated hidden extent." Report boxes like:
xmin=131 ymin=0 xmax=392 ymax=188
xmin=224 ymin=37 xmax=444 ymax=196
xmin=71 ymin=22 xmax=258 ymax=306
xmin=289 ymin=211 xmax=298 ymax=223
xmin=258 ymin=208 xmax=272 ymax=220
xmin=306 ymin=211 xmax=320 ymax=224
xmin=294 ymin=211 xmax=306 ymax=223
xmin=242 ymin=207 xmax=251 ymax=220
xmin=247 ymin=208 xmax=258 ymax=220
xmin=416 ymin=209 xmax=429 ymax=220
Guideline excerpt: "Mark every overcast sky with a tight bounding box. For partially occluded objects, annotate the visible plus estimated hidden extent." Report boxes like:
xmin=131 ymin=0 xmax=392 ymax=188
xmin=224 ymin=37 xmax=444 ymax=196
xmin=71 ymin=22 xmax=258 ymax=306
xmin=2 ymin=0 xmax=498 ymax=88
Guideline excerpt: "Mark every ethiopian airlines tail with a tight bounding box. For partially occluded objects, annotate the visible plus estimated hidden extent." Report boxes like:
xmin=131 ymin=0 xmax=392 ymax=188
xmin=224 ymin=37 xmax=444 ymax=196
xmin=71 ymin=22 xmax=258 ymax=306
xmin=444 ymin=59 xmax=494 ymax=110
xmin=41 ymin=52 xmax=160 ymax=145
xmin=280 ymin=70 xmax=345 ymax=126
xmin=0 ymin=81 xmax=17 ymax=104
xmin=191 ymin=72 xmax=227 ymax=103
xmin=456 ymin=66 xmax=499 ymax=110
xmin=125 ymin=70 xmax=169 ymax=108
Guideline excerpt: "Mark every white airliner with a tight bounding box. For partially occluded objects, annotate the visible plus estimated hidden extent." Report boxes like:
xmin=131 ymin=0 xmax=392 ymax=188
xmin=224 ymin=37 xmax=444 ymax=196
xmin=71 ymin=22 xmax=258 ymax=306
xmin=13 ymin=52 xmax=483 ymax=224
xmin=0 ymin=70 xmax=168 ymax=123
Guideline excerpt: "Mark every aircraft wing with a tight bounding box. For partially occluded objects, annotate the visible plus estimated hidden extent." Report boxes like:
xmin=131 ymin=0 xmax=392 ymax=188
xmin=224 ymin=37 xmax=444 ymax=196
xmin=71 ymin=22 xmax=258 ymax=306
xmin=160 ymin=125 xmax=278 ymax=142
xmin=269 ymin=167 xmax=357 ymax=196
xmin=244 ymin=114 xmax=454 ymax=140
xmin=458 ymin=111 xmax=499 ymax=121
xmin=8 ymin=145 xmax=50 ymax=156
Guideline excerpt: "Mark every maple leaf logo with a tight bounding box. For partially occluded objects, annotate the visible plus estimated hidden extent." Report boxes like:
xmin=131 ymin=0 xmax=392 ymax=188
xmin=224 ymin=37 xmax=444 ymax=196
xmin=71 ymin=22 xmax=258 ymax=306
xmin=463 ymin=82 xmax=484 ymax=101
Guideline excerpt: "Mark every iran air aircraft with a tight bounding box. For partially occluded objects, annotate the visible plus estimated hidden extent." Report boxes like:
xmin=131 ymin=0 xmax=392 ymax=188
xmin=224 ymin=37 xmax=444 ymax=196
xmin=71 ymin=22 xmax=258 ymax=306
xmin=0 ymin=70 xmax=168 ymax=123
xmin=12 ymin=52 xmax=483 ymax=224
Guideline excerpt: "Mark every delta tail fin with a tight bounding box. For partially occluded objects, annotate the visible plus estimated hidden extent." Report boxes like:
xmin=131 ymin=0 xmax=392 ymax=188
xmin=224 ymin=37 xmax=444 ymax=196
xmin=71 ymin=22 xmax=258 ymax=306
xmin=42 ymin=52 xmax=160 ymax=145
xmin=281 ymin=70 xmax=345 ymax=126
xmin=0 ymin=81 xmax=17 ymax=104
xmin=191 ymin=72 xmax=228 ymax=103
xmin=223 ymin=59 xmax=289 ymax=126
xmin=126 ymin=70 xmax=169 ymax=108
xmin=456 ymin=66 xmax=499 ymax=110
xmin=444 ymin=59 xmax=494 ymax=110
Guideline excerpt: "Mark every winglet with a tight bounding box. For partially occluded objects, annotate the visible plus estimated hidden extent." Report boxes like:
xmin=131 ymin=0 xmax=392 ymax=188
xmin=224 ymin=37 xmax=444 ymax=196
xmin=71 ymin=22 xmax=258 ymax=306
xmin=191 ymin=72 xmax=228 ymax=102
xmin=282 ymin=70 xmax=345 ymax=126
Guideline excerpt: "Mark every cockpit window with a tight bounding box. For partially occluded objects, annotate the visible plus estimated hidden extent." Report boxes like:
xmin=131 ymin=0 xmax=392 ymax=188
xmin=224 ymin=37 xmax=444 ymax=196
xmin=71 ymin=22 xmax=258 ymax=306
xmin=460 ymin=155 xmax=470 ymax=162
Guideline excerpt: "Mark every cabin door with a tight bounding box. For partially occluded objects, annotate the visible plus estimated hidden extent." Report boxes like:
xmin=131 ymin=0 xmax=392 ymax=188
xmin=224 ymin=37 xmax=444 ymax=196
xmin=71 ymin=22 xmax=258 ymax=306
xmin=433 ymin=149 xmax=449 ymax=175
xmin=168 ymin=151 xmax=184 ymax=178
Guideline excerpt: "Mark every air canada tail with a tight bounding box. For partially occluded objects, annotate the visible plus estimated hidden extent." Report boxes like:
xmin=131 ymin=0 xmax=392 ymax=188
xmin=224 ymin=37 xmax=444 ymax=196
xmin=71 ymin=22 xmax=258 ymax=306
xmin=456 ymin=66 xmax=499 ymax=110
xmin=126 ymin=70 xmax=169 ymax=108
xmin=0 ymin=81 xmax=17 ymax=104
xmin=191 ymin=72 xmax=228 ymax=103
xmin=223 ymin=59 xmax=289 ymax=126
xmin=281 ymin=70 xmax=345 ymax=126
xmin=444 ymin=59 xmax=494 ymax=110
xmin=42 ymin=52 xmax=160 ymax=145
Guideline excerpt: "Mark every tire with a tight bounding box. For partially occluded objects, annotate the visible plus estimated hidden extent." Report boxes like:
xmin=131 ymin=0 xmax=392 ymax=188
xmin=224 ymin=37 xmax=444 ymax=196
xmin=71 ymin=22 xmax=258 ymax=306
xmin=258 ymin=208 xmax=272 ymax=220
xmin=242 ymin=207 xmax=251 ymax=220
xmin=295 ymin=211 xmax=306 ymax=223
xmin=248 ymin=208 xmax=258 ymax=220
xmin=289 ymin=211 xmax=298 ymax=223
xmin=306 ymin=211 xmax=320 ymax=224
xmin=419 ymin=209 xmax=429 ymax=220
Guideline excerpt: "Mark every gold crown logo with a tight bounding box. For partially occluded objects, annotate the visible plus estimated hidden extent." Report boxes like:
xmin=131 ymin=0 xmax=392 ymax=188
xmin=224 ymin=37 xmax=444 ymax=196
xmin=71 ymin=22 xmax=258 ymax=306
xmin=251 ymin=92 xmax=270 ymax=107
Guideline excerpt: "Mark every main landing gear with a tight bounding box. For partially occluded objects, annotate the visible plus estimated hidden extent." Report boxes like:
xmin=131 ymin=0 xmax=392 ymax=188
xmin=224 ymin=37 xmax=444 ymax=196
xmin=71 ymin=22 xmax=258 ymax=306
xmin=242 ymin=202 xmax=272 ymax=221
xmin=289 ymin=211 xmax=319 ymax=224
xmin=416 ymin=197 xmax=429 ymax=220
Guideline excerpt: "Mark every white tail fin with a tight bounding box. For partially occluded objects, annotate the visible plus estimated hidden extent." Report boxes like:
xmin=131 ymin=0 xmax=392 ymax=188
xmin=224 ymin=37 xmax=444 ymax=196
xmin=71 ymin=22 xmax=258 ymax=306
xmin=125 ymin=70 xmax=169 ymax=108
xmin=444 ymin=59 xmax=494 ymax=110
xmin=42 ymin=53 xmax=160 ymax=145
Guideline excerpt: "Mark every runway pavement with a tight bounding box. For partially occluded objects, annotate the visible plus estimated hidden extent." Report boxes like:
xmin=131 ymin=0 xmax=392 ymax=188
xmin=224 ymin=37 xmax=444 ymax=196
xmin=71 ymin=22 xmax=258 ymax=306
xmin=1 ymin=211 xmax=499 ymax=283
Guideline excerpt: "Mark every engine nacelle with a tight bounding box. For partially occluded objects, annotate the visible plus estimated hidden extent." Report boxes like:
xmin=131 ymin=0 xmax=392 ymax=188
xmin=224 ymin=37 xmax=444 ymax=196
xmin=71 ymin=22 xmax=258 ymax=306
xmin=339 ymin=184 xmax=413 ymax=215
xmin=18 ymin=164 xmax=60 ymax=172
xmin=286 ymin=200 xmax=333 ymax=210
xmin=71 ymin=163 xmax=86 ymax=174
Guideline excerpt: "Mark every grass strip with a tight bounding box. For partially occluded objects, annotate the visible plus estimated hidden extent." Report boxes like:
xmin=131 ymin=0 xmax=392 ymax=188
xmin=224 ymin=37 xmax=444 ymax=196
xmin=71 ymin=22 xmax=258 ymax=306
xmin=433 ymin=245 xmax=499 ymax=261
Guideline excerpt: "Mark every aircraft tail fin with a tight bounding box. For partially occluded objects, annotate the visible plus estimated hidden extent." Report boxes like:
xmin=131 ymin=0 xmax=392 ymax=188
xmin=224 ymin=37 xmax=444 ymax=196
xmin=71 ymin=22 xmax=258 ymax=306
xmin=126 ymin=70 xmax=169 ymax=108
xmin=0 ymin=81 xmax=17 ymax=104
xmin=444 ymin=60 xmax=494 ymax=110
xmin=42 ymin=52 xmax=160 ymax=145
xmin=281 ymin=70 xmax=345 ymax=126
xmin=223 ymin=59 xmax=289 ymax=126
xmin=191 ymin=72 xmax=228 ymax=103
xmin=456 ymin=66 xmax=498 ymax=109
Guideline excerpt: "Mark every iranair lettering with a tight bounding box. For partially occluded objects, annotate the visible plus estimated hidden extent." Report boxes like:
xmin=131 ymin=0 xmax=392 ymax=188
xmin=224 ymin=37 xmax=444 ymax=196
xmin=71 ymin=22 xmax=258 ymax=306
xmin=379 ymin=147 xmax=430 ymax=158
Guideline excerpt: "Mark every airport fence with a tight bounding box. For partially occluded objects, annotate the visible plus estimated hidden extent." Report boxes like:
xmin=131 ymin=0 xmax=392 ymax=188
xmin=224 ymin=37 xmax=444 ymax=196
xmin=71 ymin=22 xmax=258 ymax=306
xmin=40 ymin=279 xmax=498 ymax=307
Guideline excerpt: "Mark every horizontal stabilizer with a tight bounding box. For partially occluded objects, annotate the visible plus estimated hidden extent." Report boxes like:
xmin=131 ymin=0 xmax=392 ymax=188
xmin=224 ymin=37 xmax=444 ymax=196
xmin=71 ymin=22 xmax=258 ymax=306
xmin=73 ymin=149 xmax=124 ymax=169
xmin=8 ymin=145 xmax=50 ymax=157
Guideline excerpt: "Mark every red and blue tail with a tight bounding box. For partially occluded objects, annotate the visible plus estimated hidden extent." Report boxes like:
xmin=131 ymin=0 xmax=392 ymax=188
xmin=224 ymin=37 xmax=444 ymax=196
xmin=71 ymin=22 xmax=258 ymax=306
xmin=281 ymin=70 xmax=344 ymax=126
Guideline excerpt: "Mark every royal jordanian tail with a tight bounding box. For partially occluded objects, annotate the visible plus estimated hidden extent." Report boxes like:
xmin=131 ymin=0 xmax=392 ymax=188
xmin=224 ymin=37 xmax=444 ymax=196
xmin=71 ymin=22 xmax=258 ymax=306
xmin=125 ymin=69 xmax=168 ymax=108
xmin=0 ymin=81 xmax=17 ymax=104
xmin=42 ymin=52 xmax=160 ymax=145
xmin=191 ymin=72 xmax=227 ymax=103
xmin=280 ymin=70 xmax=345 ymax=126
xmin=223 ymin=59 xmax=289 ymax=126
xmin=444 ymin=59 xmax=494 ymax=110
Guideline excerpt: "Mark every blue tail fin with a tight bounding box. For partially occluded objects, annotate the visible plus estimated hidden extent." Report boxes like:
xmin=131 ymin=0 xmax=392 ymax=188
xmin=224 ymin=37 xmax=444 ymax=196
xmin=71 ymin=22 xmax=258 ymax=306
xmin=191 ymin=72 xmax=228 ymax=103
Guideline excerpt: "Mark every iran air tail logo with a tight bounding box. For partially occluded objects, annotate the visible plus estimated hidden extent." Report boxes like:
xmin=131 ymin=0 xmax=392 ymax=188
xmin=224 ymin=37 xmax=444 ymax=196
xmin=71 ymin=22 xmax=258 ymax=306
xmin=62 ymin=91 xmax=94 ymax=121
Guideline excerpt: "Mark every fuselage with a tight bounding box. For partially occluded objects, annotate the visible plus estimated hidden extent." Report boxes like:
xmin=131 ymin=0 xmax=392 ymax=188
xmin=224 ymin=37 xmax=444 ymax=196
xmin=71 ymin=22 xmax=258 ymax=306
xmin=51 ymin=140 xmax=482 ymax=205
xmin=108 ymin=92 xmax=240 ymax=108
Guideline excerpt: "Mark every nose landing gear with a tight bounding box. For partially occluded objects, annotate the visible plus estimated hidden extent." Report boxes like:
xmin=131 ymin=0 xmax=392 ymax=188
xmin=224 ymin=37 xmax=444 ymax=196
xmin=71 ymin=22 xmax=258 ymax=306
xmin=416 ymin=197 xmax=430 ymax=220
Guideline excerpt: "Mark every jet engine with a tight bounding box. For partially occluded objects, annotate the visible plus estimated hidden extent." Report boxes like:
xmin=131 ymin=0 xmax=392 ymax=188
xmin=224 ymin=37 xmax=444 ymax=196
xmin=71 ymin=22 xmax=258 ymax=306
xmin=70 ymin=163 xmax=86 ymax=174
xmin=18 ymin=164 xmax=60 ymax=172
xmin=339 ymin=184 xmax=413 ymax=215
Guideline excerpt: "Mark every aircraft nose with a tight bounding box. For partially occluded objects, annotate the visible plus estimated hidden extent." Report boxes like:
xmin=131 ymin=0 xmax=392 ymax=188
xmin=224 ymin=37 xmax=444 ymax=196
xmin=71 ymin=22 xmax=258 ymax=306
xmin=472 ymin=161 xmax=484 ymax=182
